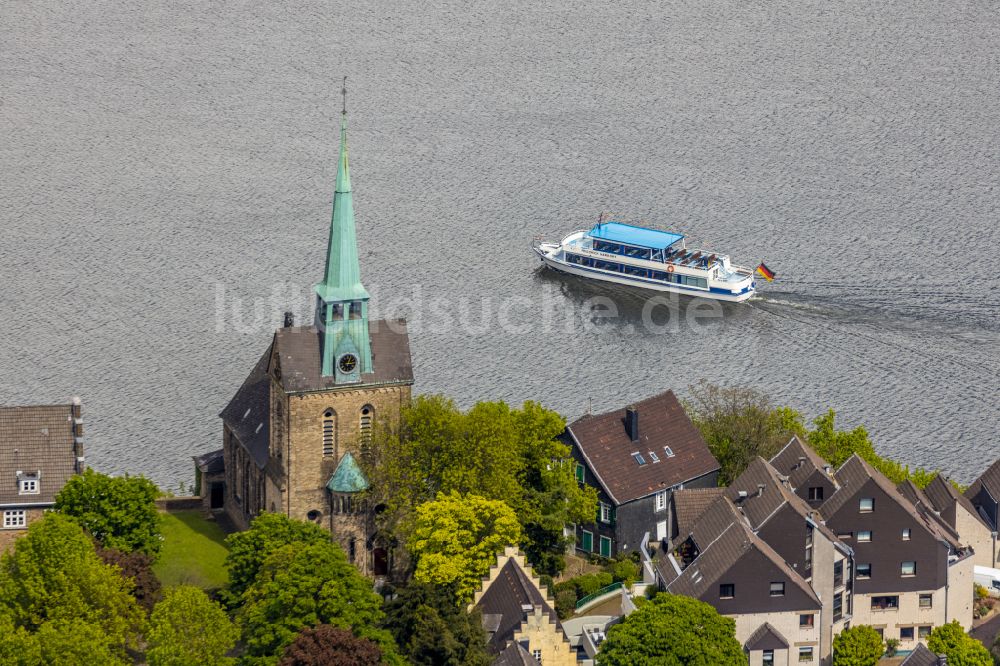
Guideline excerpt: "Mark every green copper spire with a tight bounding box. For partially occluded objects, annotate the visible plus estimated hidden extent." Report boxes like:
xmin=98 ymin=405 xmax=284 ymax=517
xmin=314 ymin=78 xmax=373 ymax=379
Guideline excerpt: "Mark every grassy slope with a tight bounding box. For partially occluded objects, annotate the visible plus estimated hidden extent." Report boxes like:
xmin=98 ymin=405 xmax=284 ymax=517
xmin=154 ymin=510 xmax=229 ymax=590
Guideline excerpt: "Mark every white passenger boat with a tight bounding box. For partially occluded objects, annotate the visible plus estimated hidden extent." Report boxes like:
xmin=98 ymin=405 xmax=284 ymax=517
xmin=532 ymin=218 xmax=757 ymax=302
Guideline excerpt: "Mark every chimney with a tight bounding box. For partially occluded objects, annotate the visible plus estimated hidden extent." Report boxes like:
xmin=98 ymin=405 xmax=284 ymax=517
xmin=757 ymin=483 xmax=765 ymax=497
xmin=283 ymin=311 xmax=295 ymax=328
xmin=736 ymin=490 xmax=749 ymax=501
xmin=937 ymin=656 xmax=948 ymax=665
xmin=797 ymin=456 xmax=806 ymax=468
xmin=625 ymin=406 xmax=639 ymax=443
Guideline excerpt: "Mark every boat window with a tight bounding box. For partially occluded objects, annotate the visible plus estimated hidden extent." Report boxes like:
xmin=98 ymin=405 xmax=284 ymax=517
xmin=651 ymin=271 xmax=667 ymax=281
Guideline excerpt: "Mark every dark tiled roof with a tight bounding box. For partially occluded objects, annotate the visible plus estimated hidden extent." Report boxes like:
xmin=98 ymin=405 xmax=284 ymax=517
xmin=744 ymin=622 xmax=789 ymax=651
xmin=663 ymin=496 xmax=821 ymax=608
xmin=900 ymin=643 xmax=942 ymax=666
xmin=493 ymin=642 xmax=540 ymax=666
xmin=476 ymin=558 xmax=559 ymax=654
xmin=897 ymin=480 xmax=964 ymax=545
xmin=271 ymin=320 xmax=413 ymax=394
xmin=567 ymin=390 xmax=719 ymax=505
xmin=769 ymin=435 xmax=834 ymax=491
xmin=220 ymin=348 xmax=271 ymax=468
xmin=673 ymin=488 xmax=726 ymax=537
xmin=924 ymin=475 xmax=990 ymax=530
xmin=966 ymin=458 xmax=1000 ymax=508
xmin=823 ymin=456 xmax=963 ymax=551
xmin=729 ymin=458 xmax=840 ymax=544
xmin=193 ymin=448 xmax=224 ymax=474
xmin=0 ymin=403 xmax=80 ymax=505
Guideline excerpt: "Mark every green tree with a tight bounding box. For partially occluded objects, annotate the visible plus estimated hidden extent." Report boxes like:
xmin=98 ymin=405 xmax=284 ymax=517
xmin=224 ymin=513 xmax=330 ymax=601
xmin=596 ymin=593 xmax=743 ymax=665
xmin=0 ymin=514 xmax=145 ymax=660
xmin=146 ymin=586 xmax=238 ymax=666
xmin=280 ymin=625 xmax=382 ymax=666
xmin=55 ymin=468 xmax=161 ymax=556
xmin=927 ymin=621 xmax=992 ymax=666
xmin=362 ymin=396 xmax=596 ymax=576
xmin=238 ymin=541 xmax=400 ymax=665
xmin=685 ymin=382 xmax=806 ymax=484
xmin=35 ymin=619 xmax=130 ymax=665
xmin=407 ymin=491 xmax=522 ymax=602
xmin=381 ymin=582 xmax=490 ymax=666
xmin=832 ymin=625 xmax=884 ymax=666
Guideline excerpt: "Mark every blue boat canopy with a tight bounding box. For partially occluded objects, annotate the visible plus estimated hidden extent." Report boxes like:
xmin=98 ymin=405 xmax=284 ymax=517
xmin=586 ymin=222 xmax=684 ymax=250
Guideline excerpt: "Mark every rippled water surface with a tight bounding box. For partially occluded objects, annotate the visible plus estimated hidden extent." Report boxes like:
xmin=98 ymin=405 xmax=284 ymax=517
xmin=2 ymin=1 xmax=998 ymax=488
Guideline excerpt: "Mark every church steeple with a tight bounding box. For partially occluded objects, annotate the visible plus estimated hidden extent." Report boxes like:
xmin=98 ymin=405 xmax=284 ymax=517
xmin=314 ymin=78 xmax=372 ymax=380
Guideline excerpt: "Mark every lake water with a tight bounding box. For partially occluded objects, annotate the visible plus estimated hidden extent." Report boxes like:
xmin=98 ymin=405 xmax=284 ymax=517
xmin=2 ymin=0 xmax=997 ymax=489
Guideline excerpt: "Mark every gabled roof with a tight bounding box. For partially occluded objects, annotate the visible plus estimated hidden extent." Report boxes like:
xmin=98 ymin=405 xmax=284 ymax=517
xmin=473 ymin=548 xmax=562 ymax=655
xmin=0 ymin=403 xmax=81 ymax=505
xmin=924 ymin=474 xmax=991 ymax=530
xmin=729 ymin=458 xmax=840 ymax=544
xmin=193 ymin=449 xmax=224 ymax=475
xmin=823 ymin=455 xmax=963 ymax=551
xmin=966 ymin=458 xmax=1000 ymax=507
xmin=744 ymin=622 xmax=789 ymax=651
xmin=567 ymin=390 xmax=719 ymax=505
xmin=219 ymin=348 xmax=271 ymax=468
xmin=897 ymin=480 xmax=963 ymax=545
xmin=270 ymin=321 xmax=413 ymax=393
xmin=900 ymin=642 xmax=942 ymax=666
xmin=673 ymin=488 xmax=727 ymax=537
xmin=769 ymin=435 xmax=834 ymax=491
xmin=493 ymin=642 xmax=540 ymax=666
xmin=327 ymin=452 xmax=368 ymax=493
xmin=661 ymin=496 xmax=822 ymax=609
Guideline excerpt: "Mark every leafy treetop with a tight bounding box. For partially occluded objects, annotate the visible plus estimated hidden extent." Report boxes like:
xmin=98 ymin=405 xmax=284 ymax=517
xmin=832 ymin=624 xmax=885 ymax=666
xmin=596 ymin=593 xmax=745 ymax=666
xmin=926 ymin=620 xmax=992 ymax=666
xmin=55 ymin=468 xmax=162 ymax=556
xmin=146 ymin=585 xmax=238 ymax=666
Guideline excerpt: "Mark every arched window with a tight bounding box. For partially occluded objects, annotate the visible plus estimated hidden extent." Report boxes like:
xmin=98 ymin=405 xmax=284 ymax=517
xmin=360 ymin=405 xmax=374 ymax=450
xmin=323 ymin=409 xmax=337 ymax=457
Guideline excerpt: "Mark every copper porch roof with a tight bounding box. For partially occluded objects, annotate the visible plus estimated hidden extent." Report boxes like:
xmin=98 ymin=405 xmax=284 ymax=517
xmin=567 ymin=390 xmax=719 ymax=505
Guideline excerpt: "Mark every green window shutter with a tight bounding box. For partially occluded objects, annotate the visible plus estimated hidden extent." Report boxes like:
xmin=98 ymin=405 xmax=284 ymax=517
xmin=575 ymin=463 xmax=585 ymax=483
xmin=600 ymin=536 xmax=611 ymax=557
xmin=582 ymin=530 xmax=593 ymax=552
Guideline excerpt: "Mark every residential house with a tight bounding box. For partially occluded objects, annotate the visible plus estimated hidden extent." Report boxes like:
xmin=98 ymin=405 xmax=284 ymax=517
xmin=564 ymin=389 xmax=720 ymax=558
xmin=819 ymin=455 xmax=974 ymax=647
xmin=904 ymin=474 xmax=996 ymax=571
xmin=656 ymin=495 xmax=824 ymax=666
xmin=470 ymin=546 xmax=576 ymax=665
xmin=965 ymin=458 xmax=1000 ymax=567
xmin=727 ymin=458 xmax=853 ymax=664
xmin=0 ymin=400 xmax=85 ymax=550
xmin=769 ymin=436 xmax=837 ymax=508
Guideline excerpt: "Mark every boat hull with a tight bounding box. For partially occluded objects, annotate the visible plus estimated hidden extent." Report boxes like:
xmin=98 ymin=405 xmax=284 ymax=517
xmin=535 ymin=248 xmax=755 ymax=303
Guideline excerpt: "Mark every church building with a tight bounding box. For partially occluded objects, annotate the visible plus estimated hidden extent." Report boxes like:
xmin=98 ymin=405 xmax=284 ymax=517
xmin=217 ymin=105 xmax=413 ymax=577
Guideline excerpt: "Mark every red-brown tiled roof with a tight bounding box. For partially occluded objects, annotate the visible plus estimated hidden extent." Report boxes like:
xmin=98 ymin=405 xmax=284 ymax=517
xmin=567 ymin=390 xmax=719 ymax=505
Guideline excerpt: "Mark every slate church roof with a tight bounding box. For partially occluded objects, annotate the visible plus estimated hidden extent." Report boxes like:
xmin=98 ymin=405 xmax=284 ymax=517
xmin=270 ymin=321 xmax=413 ymax=394
xmin=566 ymin=390 xmax=719 ymax=505
xmin=219 ymin=348 xmax=271 ymax=468
xmin=0 ymin=403 xmax=82 ymax=505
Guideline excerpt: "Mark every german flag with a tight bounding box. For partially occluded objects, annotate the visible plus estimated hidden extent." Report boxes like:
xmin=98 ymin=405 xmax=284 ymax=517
xmin=756 ymin=263 xmax=775 ymax=282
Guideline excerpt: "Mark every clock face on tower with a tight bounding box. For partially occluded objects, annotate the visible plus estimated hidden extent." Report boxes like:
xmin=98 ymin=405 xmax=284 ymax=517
xmin=338 ymin=354 xmax=358 ymax=374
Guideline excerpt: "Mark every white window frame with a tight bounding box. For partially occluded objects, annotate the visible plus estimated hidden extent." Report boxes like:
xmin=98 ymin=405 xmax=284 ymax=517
xmin=901 ymin=561 xmax=916 ymax=576
xmin=648 ymin=450 xmax=660 ymax=463
xmin=663 ymin=445 xmax=675 ymax=457
xmin=18 ymin=478 xmax=39 ymax=495
xmin=599 ymin=502 xmax=612 ymax=523
xmin=654 ymin=490 xmax=667 ymax=512
xmin=798 ymin=646 xmax=814 ymax=662
xmin=3 ymin=510 xmax=26 ymax=529
xmin=902 ymin=528 xmax=911 ymax=540
xmin=857 ymin=530 xmax=872 ymax=542
xmin=859 ymin=497 xmax=874 ymax=512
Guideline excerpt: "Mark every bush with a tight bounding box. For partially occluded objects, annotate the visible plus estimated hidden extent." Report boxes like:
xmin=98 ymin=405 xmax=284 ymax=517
xmin=977 ymin=583 xmax=990 ymax=600
xmin=554 ymin=589 xmax=578 ymax=620
xmin=607 ymin=556 xmax=640 ymax=588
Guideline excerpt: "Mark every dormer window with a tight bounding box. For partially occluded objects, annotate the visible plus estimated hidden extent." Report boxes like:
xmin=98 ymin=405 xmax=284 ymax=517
xmin=18 ymin=476 xmax=39 ymax=495
xmin=632 ymin=452 xmax=646 ymax=466
xmin=663 ymin=446 xmax=675 ymax=457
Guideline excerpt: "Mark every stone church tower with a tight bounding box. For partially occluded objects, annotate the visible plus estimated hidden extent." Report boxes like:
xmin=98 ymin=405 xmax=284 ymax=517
xmin=218 ymin=104 xmax=413 ymax=577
